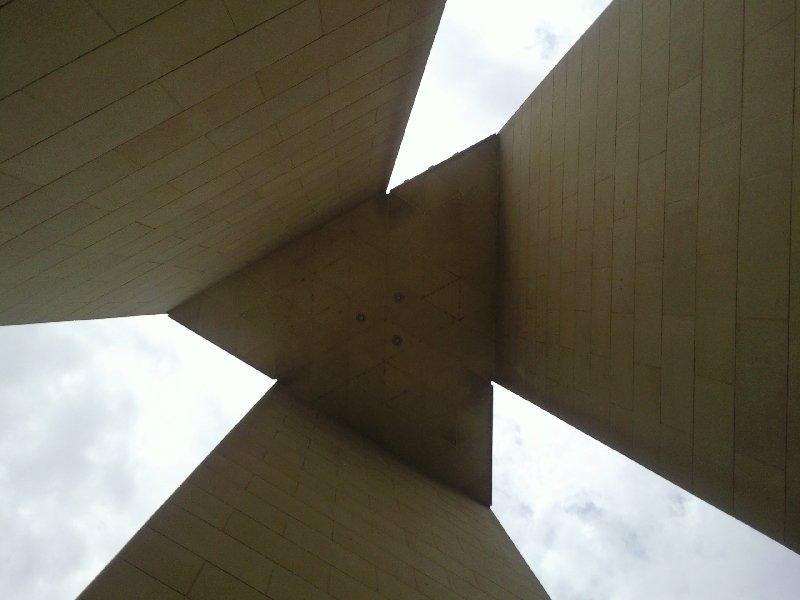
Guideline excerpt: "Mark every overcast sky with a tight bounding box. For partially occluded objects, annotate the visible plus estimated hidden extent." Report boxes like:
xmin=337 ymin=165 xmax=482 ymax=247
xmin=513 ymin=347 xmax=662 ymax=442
xmin=2 ymin=1 xmax=800 ymax=599
xmin=0 ymin=317 xmax=271 ymax=600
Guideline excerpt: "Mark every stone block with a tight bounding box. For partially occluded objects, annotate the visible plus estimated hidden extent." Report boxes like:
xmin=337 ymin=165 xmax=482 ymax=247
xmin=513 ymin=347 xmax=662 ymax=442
xmin=0 ymin=91 xmax=71 ymax=164
xmin=665 ymin=77 xmax=701 ymax=213
xmin=161 ymin=1 xmax=321 ymax=109
xmin=1 ymin=83 xmax=181 ymax=186
xmin=639 ymin=43 xmax=669 ymax=161
xmin=741 ymin=17 xmax=794 ymax=179
xmin=633 ymin=261 xmax=662 ymax=367
xmin=734 ymin=452 xmax=785 ymax=541
xmin=668 ymin=0 xmax=702 ymax=92
xmin=591 ymin=267 xmax=612 ymax=356
xmin=611 ymin=216 xmax=635 ymax=314
xmin=610 ymin=312 xmax=634 ymax=410
xmin=744 ymin=0 xmax=793 ymax=42
xmin=29 ymin=0 xmax=235 ymax=120
xmin=613 ymin=117 xmax=639 ymax=220
xmin=697 ymin=118 xmax=740 ymax=256
xmin=597 ymin=0 xmax=620 ymax=94
xmin=737 ymin=169 xmax=791 ymax=320
xmin=635 ymin=152 xmax=665 ymax=264
xmin=0 ymin=0 xmax=114 ymax=98
xmin=189 ymin=563 xmax=270 ymax=600
xmin=660 ymin=314 xmax=694 ymax=433
xmin=692 ymin=376 xmax=734 ymax=511
xmin=662 ymin=207 xmax=696 ymax=317
xmin=90 ymin=0 xmax=184 ymax=34
xmin=735 ymin=318 xmax=788 ymax=471
xmin=81 ymin=560 xmax=184 ymax=600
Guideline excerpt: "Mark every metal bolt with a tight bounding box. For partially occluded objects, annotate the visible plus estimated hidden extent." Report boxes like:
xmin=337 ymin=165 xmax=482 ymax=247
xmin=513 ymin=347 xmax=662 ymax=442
xmin=356 ymin=313 xmax=366 ymax=322
xmin=392 ymin=335 xmax=403 ymax=346
xmin=394 ymin=292 xmax=404 ymax=303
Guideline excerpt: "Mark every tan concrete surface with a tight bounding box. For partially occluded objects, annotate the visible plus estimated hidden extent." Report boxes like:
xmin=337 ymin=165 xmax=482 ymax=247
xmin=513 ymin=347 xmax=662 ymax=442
xmin=495 ymin=0 xmax=800 ymax=552
xmin=0 ymin=0 xmax=445 ymax=326
xmin=79 ymin=384 xmax=551 ymax=600
xmin=171 ymin=137 xmax=500 ymax=505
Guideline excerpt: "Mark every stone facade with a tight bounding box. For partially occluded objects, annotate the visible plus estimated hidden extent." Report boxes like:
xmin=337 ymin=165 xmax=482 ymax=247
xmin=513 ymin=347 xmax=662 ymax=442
xmin=79 ymin=385 xmax=550 ymax=600
xmin=494 ymin=0 xmax=800 ymax=551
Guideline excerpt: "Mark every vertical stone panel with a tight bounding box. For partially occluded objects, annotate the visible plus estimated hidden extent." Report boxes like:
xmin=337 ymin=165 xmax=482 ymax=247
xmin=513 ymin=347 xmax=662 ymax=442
xmin=639 ymin=0 xmax=669 ymax=161
xmin=669 ymin=0 xmax=703 ymax=92
xmin=701 ymin=0 xmax=744 ymax=132
xmin=633 ymin=260 xmax=662 ymax=368
xmin=734 ymin=320 xmax=788 ymax=539
xmin=611 ymin=312 xmax=634 ymax=410
xmin=633 ymin=362 xmax=661 ymax=467
xmin=580 ymin=23 xmax=600 ymax=150
xmin=734 ymin=11 xmax=793 ymax=543
xmin=598 ymin=1 xmax=621 ymax=95
xmin=175 ymin=136 xmax=501 ymax=505
xmin=564 ymin=43 xmax=583 ymax=201
xmin=617 ymin=0 xmax=643 ymax=126
xmin=693 ymin=376 xmax=734 ymax=510
xmin=787 ymin=1 xmax=800 ymax=554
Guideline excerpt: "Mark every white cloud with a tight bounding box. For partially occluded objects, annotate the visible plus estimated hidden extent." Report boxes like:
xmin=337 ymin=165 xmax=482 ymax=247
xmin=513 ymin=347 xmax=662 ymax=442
xmin=492 ymin=384 xmax=800 ymax=600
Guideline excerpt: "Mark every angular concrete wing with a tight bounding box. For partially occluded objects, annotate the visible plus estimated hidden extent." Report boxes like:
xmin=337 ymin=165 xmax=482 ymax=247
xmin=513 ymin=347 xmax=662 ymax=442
xmin=493 ymin=0 xmax=800 ymax=554
xmin=0 ymin=0 xmax=446 ymax=325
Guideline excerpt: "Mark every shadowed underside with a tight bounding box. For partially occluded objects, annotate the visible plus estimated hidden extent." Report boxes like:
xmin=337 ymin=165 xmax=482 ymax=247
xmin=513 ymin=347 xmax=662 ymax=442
xmin=0 ymin=0 xmax=446 ymax=326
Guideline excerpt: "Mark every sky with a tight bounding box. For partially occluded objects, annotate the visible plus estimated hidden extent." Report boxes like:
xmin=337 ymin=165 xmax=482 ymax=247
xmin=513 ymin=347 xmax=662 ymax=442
xmin=492 ymin=385 xmax=800 ymax=600
xmin=0 ymin=317 xmax=271 ymax=600
xmin=388 ymin=0 xmax=614 ymax=187
xmin=2 ymin=1 xmax=800 ymax=599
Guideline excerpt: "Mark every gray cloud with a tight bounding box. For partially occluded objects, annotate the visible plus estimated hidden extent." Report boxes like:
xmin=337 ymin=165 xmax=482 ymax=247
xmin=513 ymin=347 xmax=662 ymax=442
xmin=491 ymin=383 xmax=800 ymax=600
xmin=0 ymin=317 xmax=270 ymax=600
xmin=0 ymin=323 xmax=140 ymax=600
xmin=535 ymin=24 xmax=559 ymax=59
